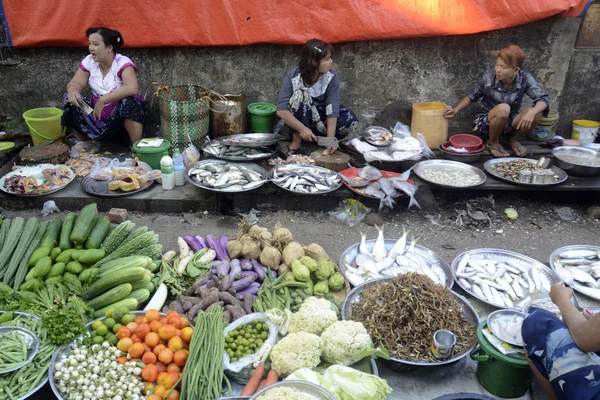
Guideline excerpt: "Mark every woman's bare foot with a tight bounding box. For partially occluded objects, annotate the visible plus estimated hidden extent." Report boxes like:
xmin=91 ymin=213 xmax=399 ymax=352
xmin=509 ymin=141 xmax=528 ymax=157
xmin=486 ymin=142 xmax=510 ymax=157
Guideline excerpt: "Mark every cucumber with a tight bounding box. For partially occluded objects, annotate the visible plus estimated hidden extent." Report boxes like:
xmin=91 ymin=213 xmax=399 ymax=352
xmin=70 ymin=204 xmax=98 ymax=245
xmin=0 ymin=282 xmax=12 ymax=294
xmin=77 ymin=249 xmax=106 ymax=264
xmin=28 ymin=247 xmax=51 ymax=267
xmin=50 ymin=247 xmax=62 ymax=261
xmin=93 ymin=298 xmax=138 ymax=318
xmin=146 ymin=262 xmax=158 ymax=273
xmin=32 ymin=257 xmax=52 ymax=279
xmin=75 ymin=243 xmax=84 ymax=250
xmin=66 ymin=261 xmax=83 ymax=274
xmin=85 ymin=216 xmax=111 ymax=249
xmin=63 ymin=272 xmax=77 ymax=280
xmin=87 ymin=283 xmax=132 ymax=310
xmin=78 ymin=268 xmax=99 ymax=283
xmin=129 ymin=289 xmax=150 ymax=305
xmin=130 ymin=275 xmax=152 ymax=291
xmin=98 ymin=256 xmax=149 ymax=276
xmin=56 ymin=249 xmax=76 ymax=264
xmin=85 ymin=266 xmax=147 ymax=300
xmin=40 ymin=216 xmax=61 ymax=249
xmin=46 ymin=262 xmax=66 ymax=279
xmin=25 ymin=268 xmax=37 ymax=282
xmin=20 ymin=279 xmax=42 ymax=292
xmin=59 ymin=213 xmax=77 ymax=250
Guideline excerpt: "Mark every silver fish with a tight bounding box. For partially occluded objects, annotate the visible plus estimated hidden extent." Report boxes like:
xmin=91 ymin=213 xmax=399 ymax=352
xmin=391 ymin=179 xmax=421 ymax=210
xmin=372 ymin=226 xmax=387 ymax=260
xmin=491 ymin=263 xmax=507 ymax=280
xmin=359 ymin=165 xmax=383 ymax=181
xmin=560 ymin=258 xmax=594 ymax=266
xmin=500 ymin=292 xmax=514 ymax=308
xmin=524 ymin=271 xmax=537 ymax=292
xmin=472 ymin=284 xmax=485 ymax=299
xmin=570 ymin=267 xmax=599 ymax=287
xmin=457 ymin=254 xmax=470 ymax=275
xmin=459 ymin=278 xmax=472 ymax=290
xmin=359 ymin=233 xmax=372 ymax=256
xmin=388 ymin=227 xmax=408 ymax=258
xmin=553 ymin=258 xmax=574 ymax=284
xmin=340 ymin=174 xmax=370 ymax=188
xmin=530 ymin=268 xmax=542 ymax=291
xmin=559 ymin=250 xmax=597 ymax=259
xmin=496 ymin=277 xmax=518 ymax=300
xmin=538 ymin=272 xmax=552 ymax=292
xmin=490 ymin=287 xmax=504 ymax=306
xmin=480 ymin=281 xmax=495 ymax=303
xmin=431 ymin=264 xmax=447 ymax=285
xmin=511 ymin=279 xmax=525 ymax=298
xmin=364 ymin=183 xmax=385 ymax=199
xmin=376 ymin=256 xmax=396 ymax=273
xmin=356 ymin=253 xmax=379 ymax=276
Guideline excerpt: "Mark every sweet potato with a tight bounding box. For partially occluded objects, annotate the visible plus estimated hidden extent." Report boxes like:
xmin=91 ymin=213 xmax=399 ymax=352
xmin=219 ymin=291 xmax=241 ymax=306
xmin=223 ymin=309 xmax=232 ymax=324
xmin=184 ymin=276 xmax=209 ymax=295
xmin=242 ymin=293 xmax=253 ymax=314
xmin=207 ymin=301 xmax=224 ymax=311
xmin=226 ymin=304 xmax=246 ymax=321
xmin=219 ymin=275 xmax=232 ymax=291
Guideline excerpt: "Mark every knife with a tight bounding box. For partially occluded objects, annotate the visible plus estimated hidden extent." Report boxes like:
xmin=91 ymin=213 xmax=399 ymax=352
xmin=317 ymin=136 xmax=339 ymax=148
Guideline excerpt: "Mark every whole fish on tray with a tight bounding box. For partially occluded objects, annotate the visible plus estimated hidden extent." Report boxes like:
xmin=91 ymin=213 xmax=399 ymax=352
xmin=551 ymin=247 xmax=600 ymax=297
xmin=271 ymin=165 xmax=341 ymax=194
xmin=455 ymin=252 xmax=553 ymax=308
xmin=344 ymin=227 xmax=447 ymax=286
xmin=188 ymin=162 xmax=264 ymax=191
xmin=203 ymin=142 xmax=274 ymax=159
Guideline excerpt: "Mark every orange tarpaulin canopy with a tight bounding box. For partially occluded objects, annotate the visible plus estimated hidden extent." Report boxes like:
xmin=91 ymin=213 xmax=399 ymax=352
xmin=0 ymin=0 xmax=589 ymax=48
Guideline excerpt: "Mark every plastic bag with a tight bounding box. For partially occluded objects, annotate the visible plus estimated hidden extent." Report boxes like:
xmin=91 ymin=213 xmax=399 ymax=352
xmin=70 ymin=141 xmax=100 ymax=159
xmin=183 ymin=144 xmax=200 ymax=167
xmin=90 ymin=158 xmax=116 ymax=180
xmin=222 ymin=313 xmax=278 ymax=377
xmin=415 ymin=133 xmax=436 ymax=159
xmin=330 ymin=198 xmax=370 ymax=227
xmin=41 ymin=200 xmax=59 ymax=216
xmin=392 ymin=121 xmax=411 ymax=138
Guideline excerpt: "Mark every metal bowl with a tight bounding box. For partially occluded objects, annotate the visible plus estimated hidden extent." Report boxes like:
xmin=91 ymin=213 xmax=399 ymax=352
xmin=0 ymin=326 xmax=40 ymax=374
xmin=552 ymin=146 xmax=600 ymax=177
xmin=549 ymin=245 xmax=600 ymax=301
xmin=363 ymin=126 xmax=393 ymax=147
xmin=486 ymin=309 xmax=526 ymax=347
xmin=413 ymin=159 xmax=487 ymax=188
xmin=438 ymin=145 xmax=482 ymax=163
xmin=185 ymin=159 xmax=268 ymax=192
xmin=268 ymin=164 xmax=342 ymax=195
xmin=341 ymin=277 xmax=479 ymax=368
xmin=249 ymin=381 xmax=336 ymax=400
xmin=582 ymin=143 xmax=600 ymax=152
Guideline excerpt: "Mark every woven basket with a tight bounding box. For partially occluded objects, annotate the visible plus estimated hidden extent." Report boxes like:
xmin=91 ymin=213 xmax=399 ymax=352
xmin=157 ymin=85 xmax=211 ymax=149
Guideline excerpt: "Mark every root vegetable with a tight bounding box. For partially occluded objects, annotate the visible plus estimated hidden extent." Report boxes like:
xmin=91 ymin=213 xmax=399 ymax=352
xmin=207 ymin=301 xmax=224 ymax=311
xmin=218 ymin=291 xmax=241 ymax=306
xmin=178 ymin=237 xmax=191 ymax=259
xmin=229 ymin=264 xmax=242 ymax=281
xmin=242 ymin=293 xmax=253 ymax=314
xmin=199 ymin=249 xmax=217 ymax=263
xmin=226 ymin=304 xmax=246 ymax=321
xmin=239 ymin=234 xmax=254 ymax=245
xmin=282 ymin=242 xmax=305 ymax=266
xmin=260 ymin=245 xmax=282 ymax=270
xmin=303 ymin=243 xmax=329 ymax=261
xmin=226 ymin=240 xmax=243 ymax=259
xmin=207 ymin=276 xmax=220 ymax=289
xmin=169 ymin=301 xmax=185 ymax=314
xmin=184 ymin=276 xmax=209 ymax=295
xmin=240 ymin=259 xmax=253 ymax=271
xmin=162 ymin=250 xmax=177 ymax=262
xmin=242 ymin=238 xmax=261 ymax=260
xmin=272 ymin=227 xmax=293 ymax=247
xmin=231 ymin=275 xmax=255 ymax=291
xmin=219 ymin=275 xmax=232 ymax=291
xmin=279 ymin=264 xmax=290 ymax=274
xmin=248 ymin=225 xmax=267 ymax=236
xmin=181 ymin=300 xmax=193 ymax=312
xmin=200 ymin=287 xmax=219 ymax=300
xmin=223 ymin=310 xmax=232 ymax=323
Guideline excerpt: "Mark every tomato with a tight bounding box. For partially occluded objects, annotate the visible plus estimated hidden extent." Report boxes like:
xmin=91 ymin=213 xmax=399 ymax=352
xmin=147 ymin=394 xmax=162 ymax=400
xmin=166 ymin=363 xmax=181 ymax=373
xmin=158 ymin=348 xmax=174 ymax=365
xmin=128 ymin=342 xmax=145 ymax=358
xmin=143 ymin=382 xmax=155 ymax=395
xmin=137 ymin=322 xmax=151 ymax=340
xmin=134 ymin=315 xmax=146 ymax=324
xmin=165 ymin=388 xmax=180 ymax=400
xmin=156 ymin=372 xmax=168 ymax=387
xmin=116 ymin=326 xmax=132 ymax=340
xmin=145 ymin=332 xmax=160 ymax=347
xmin=126 ymin=322 xmax=138 ymax=334
xmin=153 ymin=344 xmax=166 ymax=357
xmin=116 ymin=356 xmax=128 ymax=364
xmin=117 ymin=337 xmax=133 ymax=352
xmin=143 ymin=342 xmax=153 ymax=353
xmin=130 ymin=333 xmax=142 ymax=343
xmin=168 ymin=336 xmax=184 ymax=352
xmin=164 ymin=371 xmax=180 ymax=389
xmin=158 ymin=325 xmax=177 ymax=341
xmin=153 ymin=385 xmax=167 ymax=398
xmin=173 ymin=350 xmax=188 ymax=367
xmin=141 ymin=364 xmax=158 ymax=382
xmin=180 ymin=327 xmax=193 ymax=343
xmin=179 ymin=317 xmax=190 ymax=328
xmin=145 ymin=309 xmax=161 ymax=322
xmin=166 ymin=310 xmax=180 ymax=319
xmin=142 ymin=351 xmax=157 ymax=365
xmin=167 ymin=316 xmax=182 ymax=329
xmin=150 ymin=320 xmax=162 ymax=333
xmin=155 ymin=362 xmax=167 ymax=373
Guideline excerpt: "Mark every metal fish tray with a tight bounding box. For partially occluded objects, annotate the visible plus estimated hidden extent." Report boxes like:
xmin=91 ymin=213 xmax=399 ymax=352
xmin=451 ymin=249 xmax=560 ymax=309
xmin=269 ymin=164 xmax=342 ymax=195
xmin=362 ymin=126 xmax=393 ymax=147
xmin=413 ymin=159 xmax=486 ymax=188
xmin=185 ymin=160 xmax=268 ymax=193
xmin=341 ymin=277 xmax=480 ymax=368
xmin=486 ymin=309 xmax=526 ymax=347
xmin=549 ymin=245 xmax=600 ymax=301
xmin=202 ymin=140 xmax=278 ymax=161
xmin=250 ymin=381 xmax=336 ymax=400
xmin=483 ymin=157 xmax=568 ymax=186
xmin=215 ymin=133 xmax=285 ymax=148
xmin=339 ymin=239 xmax=453 ymax=288
xmin=0 ymin=326 xmax=40 ymax=374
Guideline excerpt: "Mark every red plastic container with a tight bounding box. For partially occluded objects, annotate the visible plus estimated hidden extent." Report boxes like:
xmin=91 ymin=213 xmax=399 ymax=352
xmin=449 ymin=134 xmax=483 ymax=151
xmin=442 ymin=141 xmax=485 ymax=154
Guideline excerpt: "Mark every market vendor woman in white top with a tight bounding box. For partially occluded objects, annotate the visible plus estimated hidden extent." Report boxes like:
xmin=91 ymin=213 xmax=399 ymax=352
xmin=63 ymin=27 xmax=145 ymax=144
xmin=276 ymin=39 xmax=358 ymax=156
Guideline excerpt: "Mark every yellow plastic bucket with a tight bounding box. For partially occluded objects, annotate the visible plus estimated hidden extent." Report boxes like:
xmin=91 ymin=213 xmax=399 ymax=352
xmin=22 ymin=107 xmax=66 ymax=145
xmin=411 ymin=102 xmax=448 ymax=150
xmin=572 ymin=120 xmax=600 ymax=146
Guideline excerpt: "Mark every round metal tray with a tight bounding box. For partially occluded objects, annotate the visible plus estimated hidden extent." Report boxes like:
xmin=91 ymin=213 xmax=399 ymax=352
xmin=486 ymin=309 xmax=526 ymax=346
xmin=216 ymin=133 xmax=285 ymax=148
xmin=339 ymin=238 xmax=453 ymax=288
xmin=0 ymin=164 xmax=76 ymax=196
xmin=202 ymin=140 xmax=278 ymax=161
xmin=521 ymin=297 xmax=562 ymax=320
xmin=341 ymin=277 xmax=479 ymax=367
xmin=0 ymin=326 xmax=40 ymax=374
xmin=185 ymin=159 xmax=268 ymax=193
xmin=483 ymin=157 xmax=568 ymax=186
xmin=250 ymin=381 xmax=335 ymax=400
xmin=549 ymin=244 xmax=600 ymax=301
xmin=413 ymin=159 xmax=486 ymax=188
xmin=80 ymin=175 xmax=154 ymax=197
xmin=362 ymin=126 xmax=393 ymax=147
xmin=451 ymin=249 xmax=560 ymax=309
xmin=438 ymin=144 xmax=482 ymax=163
xmin=269 ymin=164 xmax=342 ymax=195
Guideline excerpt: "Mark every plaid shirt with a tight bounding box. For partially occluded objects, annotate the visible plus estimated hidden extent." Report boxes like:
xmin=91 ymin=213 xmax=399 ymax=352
xmin=468 ymin=71 xmax=551 ymax=117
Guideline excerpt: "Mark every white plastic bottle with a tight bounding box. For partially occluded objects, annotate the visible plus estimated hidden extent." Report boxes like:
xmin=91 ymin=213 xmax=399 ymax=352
xmin=173 ymin=148 xmax=185 ymax=187
xmin=160 ymin=152 xmax=174 ymax=190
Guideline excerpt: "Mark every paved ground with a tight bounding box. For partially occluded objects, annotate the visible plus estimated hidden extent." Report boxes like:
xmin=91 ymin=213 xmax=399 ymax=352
xmin=6 ymin=191 xmax=600 ymax=400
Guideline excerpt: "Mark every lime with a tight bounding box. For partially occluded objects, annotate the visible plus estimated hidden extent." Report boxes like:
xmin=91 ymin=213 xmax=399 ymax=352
xmin=111 ymin=310 xmax=123 ymax=322
xmin=112 ymin=323 xmax=123 ymax=333
xmin=96 ymin=325 xmax=108 ymax=336
xmin=91 ymin=320 xmax=103 ymax=330
xmin=119 ymin=306 xmax=130 ymax=315
xmin=107 ymin=334 xmax=118 ymax=346
xmin=104 ymin=318 xmax=116 ymax=329
xmin=121 ymin=313 xmax=136 ymax=325
xmin=92 ymin=335 xmax=104 ymax=345
xmin=105 ymin=308 xmax=116 ymax=318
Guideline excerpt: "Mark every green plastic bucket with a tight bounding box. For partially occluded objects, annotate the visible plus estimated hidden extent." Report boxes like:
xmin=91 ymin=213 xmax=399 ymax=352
xmin=470 ymin=321 xmax=532 ymax=398
xmin=247 ymin=103 xmax=277 ymax=133
xmin=132 ymin=139 xmax=171 ymax=170
xmin=22 ymin=107 xmax=66 ymax=145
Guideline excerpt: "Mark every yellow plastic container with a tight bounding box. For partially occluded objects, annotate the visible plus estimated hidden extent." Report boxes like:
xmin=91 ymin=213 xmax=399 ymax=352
xmin=22 ymin=108 xmax=65 ymax=145
xmin=411 ymin=102 xmax=448 ymax=150
xmin=572 ymin=120 xmax=600 ymax=146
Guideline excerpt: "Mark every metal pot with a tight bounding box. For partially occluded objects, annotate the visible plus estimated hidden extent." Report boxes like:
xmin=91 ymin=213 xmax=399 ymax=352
xmin=552 ymin=146 xmax=600 ymax=177
xmin=210 ymin=93 xmax=247 ymax=138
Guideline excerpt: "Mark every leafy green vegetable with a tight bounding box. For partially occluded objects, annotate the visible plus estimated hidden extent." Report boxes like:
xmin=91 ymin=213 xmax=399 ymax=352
xmin=42 ymin=307 xmax=86 ymax=345
xmin=0 ymin=291 xmax=21 ymax=311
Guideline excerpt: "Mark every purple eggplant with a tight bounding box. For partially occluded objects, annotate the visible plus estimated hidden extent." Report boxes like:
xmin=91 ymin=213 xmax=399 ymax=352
xmin=240 ymin=270 xmax=259 ymax=280
xmin=220 ymin=236 xmax=230 ymax=258
xmin=230 ymin=275 xmax=255 ymax=291
xmin=240 ymin=259 xmax=253 ymax=271
xmin=269 ymin=269 xmax=277 ymax=279
xmin=235 ymin=284 xmax=259 ymax=296
xmin=206 ymin=235 xmax=229 ymax=261
xmin=212 ymin=260 xmax=230 ymax=276
xmin=229 ymin=265 xmax=242 ymax=281
xmin=184 ymin=235 xmax=202 ymax=252
xmin=230 ymin=259 xmax=241 ymax=271
xmin=195 ymin=236 xmax=208 ymax=249
xmin=210 ymin=268 xmax=216 ymax=275
xmin=251 ymin=260 xmax=266 ymax=281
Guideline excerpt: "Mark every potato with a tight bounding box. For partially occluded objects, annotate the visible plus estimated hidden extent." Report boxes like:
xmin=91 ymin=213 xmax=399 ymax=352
xmin=272 ymin=227 xmax=293 ymax=247
xmin=303 ymin=243 xmax=329 ymax=261
xmin=226 ymin=240 xmax=243 ymax=259
xmin=260 ymin=245 xmax=282 ymax=269
xmin=242 ymin=238 xmax=261 ymax=260
xmin=282 ymin=241 xmax=305 ymax=266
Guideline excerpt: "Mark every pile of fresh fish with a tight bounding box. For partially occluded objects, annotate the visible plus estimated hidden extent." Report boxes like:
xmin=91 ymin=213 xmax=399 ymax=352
xmin=489 ymin=313 xmax=524 ymax=345
xmin=188 ymin=162 xmax=264 ymax=191
xmin=203 ymin=142 xmax=274 ymax=160
xmin=348 ymin=136 xmax=424 ymax=162
xmin=344 ymin=227 xmax=447 ymax=286
xmin=455 ymin=253 xmax=552 ymax=308
xmin=271 ymin=165 xmax=341 ymax=194
xmin=552 ymin=247 xmax=600 ymax=299
xmin=341 ymin=165 xmax=420 ymax=210
xmin=363 ymin=126 xmax=393 ymax=146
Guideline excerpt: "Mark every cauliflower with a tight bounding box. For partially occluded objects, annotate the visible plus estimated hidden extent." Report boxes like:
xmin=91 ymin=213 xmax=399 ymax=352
xmin=265 ymin=308 xmax=292 ymax=335
xmin=288 ymin=297 xmax=338 ymax=335
xmin=321 ymin=321 xmax=389 ymax=366
xmin=270 ymin=332 xmax=323 ymax=377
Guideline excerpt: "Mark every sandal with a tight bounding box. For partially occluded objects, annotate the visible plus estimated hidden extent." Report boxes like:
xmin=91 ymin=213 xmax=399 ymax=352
xmin=486 ymin=143 xmax=510 ymax=158
xmin=509 ymin=141 xmax=528 ymax=157
xmin=281 ymin=146 xmax=300 ymax=157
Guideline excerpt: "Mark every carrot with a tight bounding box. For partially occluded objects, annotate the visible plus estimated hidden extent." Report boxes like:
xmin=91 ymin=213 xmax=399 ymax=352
xmin=257 ymin=379 xmax=267 ymax=391
xmin=264 ymin=369 xmax=278 ymax=387
xmin=240 ymin=362 xmax=265 ymax=396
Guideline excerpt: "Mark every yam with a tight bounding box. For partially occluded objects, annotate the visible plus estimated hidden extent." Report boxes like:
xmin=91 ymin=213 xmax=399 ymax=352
xmin=260 ymin=245 xmax=282 ymax=270
xmin=248 ymin=225 xmax=267 ymax=237
xmin=272 ymin=227 xmax=293 ymax=247
xmin=279 ymin=264 xmax=290 ymax=274
xmin=242 ymin=238 xmax=261 ymax=260
xmin=282 ymin=242 xmax=305 ymax=266
xmin=223 ymin=310 xmax=232 ymax=324
xmin=239 ymin=234 xmax=254 ymax=245
xmin=226 ymin=240 xmax=243 ymax=259
xmin=303 ymin=243 xmax=329 ymax=261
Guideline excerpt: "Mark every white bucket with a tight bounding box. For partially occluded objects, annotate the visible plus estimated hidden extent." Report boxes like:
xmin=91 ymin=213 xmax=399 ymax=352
xmin=572 ymin=120 xmax=600 ymax=146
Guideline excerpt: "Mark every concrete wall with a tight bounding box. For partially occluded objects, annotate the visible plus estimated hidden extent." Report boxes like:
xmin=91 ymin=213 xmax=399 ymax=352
xmin=0 ymin=16 xmax=596 ymax=139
